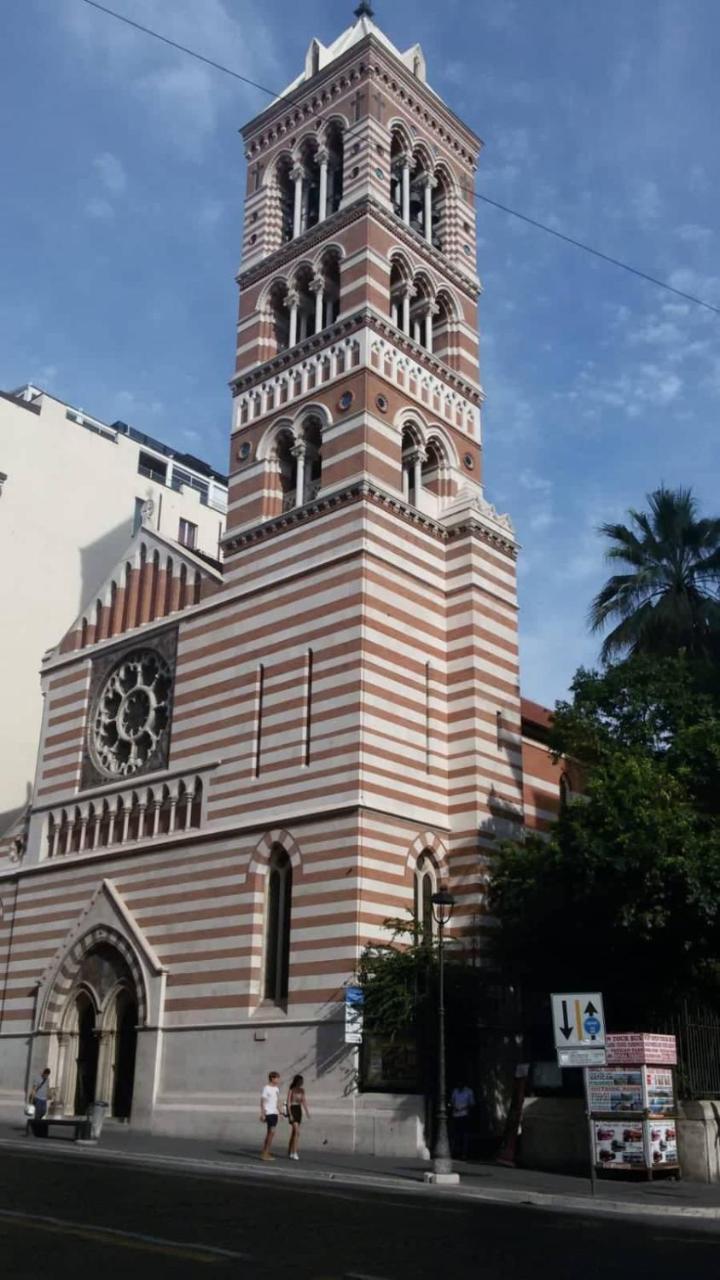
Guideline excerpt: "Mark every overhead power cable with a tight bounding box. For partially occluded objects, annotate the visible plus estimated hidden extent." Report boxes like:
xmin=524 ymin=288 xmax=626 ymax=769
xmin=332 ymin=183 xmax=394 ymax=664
xmin=78 ymin=0 xmax=277 ymax=96
xmin=77 ymin=0 xmax=720 ymax=318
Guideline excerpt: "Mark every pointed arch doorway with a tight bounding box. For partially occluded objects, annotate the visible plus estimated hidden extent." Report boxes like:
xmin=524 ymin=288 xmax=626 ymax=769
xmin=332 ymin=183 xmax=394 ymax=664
xmin=55 ymin=941 xmax=141 ymax=1120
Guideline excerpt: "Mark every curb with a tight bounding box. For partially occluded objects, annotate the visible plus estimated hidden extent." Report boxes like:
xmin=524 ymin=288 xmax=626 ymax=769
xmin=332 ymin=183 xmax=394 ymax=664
xmin=1 ymin=1138 xmax=718 ymax=1225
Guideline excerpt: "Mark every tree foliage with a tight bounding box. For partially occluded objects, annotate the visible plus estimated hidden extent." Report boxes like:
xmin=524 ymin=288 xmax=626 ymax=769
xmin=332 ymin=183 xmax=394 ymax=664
xmin=589 ymin=486 xmax=720 ymax=661
xmin=489 ymin=655 xmax=720 ymax=1022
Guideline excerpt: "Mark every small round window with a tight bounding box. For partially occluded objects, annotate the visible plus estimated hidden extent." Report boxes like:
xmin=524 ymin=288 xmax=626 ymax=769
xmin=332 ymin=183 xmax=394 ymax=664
xmin=338 ymin=391 xmax=354 ymax=411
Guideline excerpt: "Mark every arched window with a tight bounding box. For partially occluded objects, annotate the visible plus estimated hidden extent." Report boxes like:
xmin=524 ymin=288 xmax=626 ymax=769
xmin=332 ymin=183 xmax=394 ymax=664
xmin=298 ymin=137 xmax=321 ymax=233
xmin=264 ymin=846 xmax=292 ymax=1004
xmin=319 ymin=248 xmax=341 ymax=329
xmin=276 ymin=429 xmax=298 ymax=511
xmin=389 ymin=258 xmax=411 ymax=332
xmin=411 ymin=273 xmax=433 ymax=349
xmin=431 ymin=169 xmax=451 ymax=252
xmin=409 ymin=150 xmax=432 ymax=238
xmin=98 ymin=801 xmax=111 ymax=848
xmin=301 ymin=416 xmax=323 ymax=502
xmin=325 ymin=122 xmax=344 ymax=216
xmin=269 ymin=280 xmax=290 ymax=352
xmin=401 ymin=425 xmax=423 ymax=505
xmin=276 ymin=156 xmax=294 ymax=243
xmin=293 ymin=265 xmax=318 ymax=342
xmin=433 ymin=290 xmax=454 ymax=364
xmin=390 ymin=128 xmax=411 ymax=220
xmin=422 ymin=439 xmax=447 ymax=498
xmin=414 ymin=851 xmax=437 ymax=941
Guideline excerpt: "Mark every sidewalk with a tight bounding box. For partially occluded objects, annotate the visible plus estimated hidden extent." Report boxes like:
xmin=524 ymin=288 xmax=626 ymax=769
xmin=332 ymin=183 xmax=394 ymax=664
xmin=2 ymin=1121 xmax=720 ymax=1224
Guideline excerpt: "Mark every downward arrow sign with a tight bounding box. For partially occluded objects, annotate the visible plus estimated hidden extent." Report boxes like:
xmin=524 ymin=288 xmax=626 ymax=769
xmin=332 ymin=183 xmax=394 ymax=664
xmin=559 ymin=1000 xmax=573 ymax=1041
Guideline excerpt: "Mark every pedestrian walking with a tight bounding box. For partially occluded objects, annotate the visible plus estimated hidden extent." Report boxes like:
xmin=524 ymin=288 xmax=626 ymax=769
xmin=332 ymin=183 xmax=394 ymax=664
xmin=450 ymin=1080 xmax=475 ymax=1160
xmin=260 ymin=1071 xmax=282 ymax=1160
xmin=286 ymin=1074 xmax=310 ymax=1160
xmin=28 ymin=1068 xmax=52 ymax=1134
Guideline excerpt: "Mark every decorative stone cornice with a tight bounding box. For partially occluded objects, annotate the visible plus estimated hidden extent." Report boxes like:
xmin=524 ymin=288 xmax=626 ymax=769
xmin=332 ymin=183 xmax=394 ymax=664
xmin=243 ymin=36 xmax=481 ymax=162
xmin=229 ymin=305 xmax=483 ymax=404
xmin=237 ymin=195 xmax=480 ymax=299
xmin=223 ymin=479 xmax=517 ymax=559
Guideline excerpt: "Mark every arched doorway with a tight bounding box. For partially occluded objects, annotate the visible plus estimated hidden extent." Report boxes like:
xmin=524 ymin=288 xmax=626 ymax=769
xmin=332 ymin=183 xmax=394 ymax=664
xmin=54 ymin=942 xmax=142 ymax=1120
xmin=74 ymin=993 xmax=99 ymax=1114
xmin=112 ymin=990 xmax=138 ymax=1120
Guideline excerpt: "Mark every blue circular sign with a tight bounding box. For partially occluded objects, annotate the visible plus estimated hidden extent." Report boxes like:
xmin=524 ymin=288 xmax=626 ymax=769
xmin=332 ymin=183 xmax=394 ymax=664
xmin=584 ymin=1015 xmax=601 ymax=1036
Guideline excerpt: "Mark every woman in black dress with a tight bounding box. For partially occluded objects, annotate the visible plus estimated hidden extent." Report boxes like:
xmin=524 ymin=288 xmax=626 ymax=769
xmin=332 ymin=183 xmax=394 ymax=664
xmin=286 ymin=1073 xmax=310 ymax=1160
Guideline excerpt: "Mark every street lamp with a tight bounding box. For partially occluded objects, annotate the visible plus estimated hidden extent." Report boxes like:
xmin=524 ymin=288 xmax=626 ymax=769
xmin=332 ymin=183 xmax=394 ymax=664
xmin=426 ymin=885 xmax=459 ymax=1184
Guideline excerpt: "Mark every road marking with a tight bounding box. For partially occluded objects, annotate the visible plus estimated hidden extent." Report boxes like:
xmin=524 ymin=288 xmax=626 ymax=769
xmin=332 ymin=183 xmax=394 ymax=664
xmin=0 ymin=1208 xmax=249 ymax=1263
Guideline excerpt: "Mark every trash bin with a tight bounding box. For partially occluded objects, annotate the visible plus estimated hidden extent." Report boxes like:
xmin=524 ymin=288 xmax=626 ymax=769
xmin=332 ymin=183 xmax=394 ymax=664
xmin=87 ymin=1101 xmax=109 ymax=1141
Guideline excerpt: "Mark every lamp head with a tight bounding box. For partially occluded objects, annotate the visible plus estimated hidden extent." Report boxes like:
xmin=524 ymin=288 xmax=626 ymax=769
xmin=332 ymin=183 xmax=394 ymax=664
xmin=431 ymin=886 xmax=456 ymax=925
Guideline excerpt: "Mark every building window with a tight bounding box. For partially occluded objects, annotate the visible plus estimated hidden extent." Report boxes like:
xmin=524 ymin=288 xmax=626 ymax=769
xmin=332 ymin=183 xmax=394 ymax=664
xmin=413 ymin=851 xmax=437 ymax=942
xmin=264 ymin=846 xmax=292 ymax=1004
xmin=178 ymin=518 xmax=197 ymax=549
xmin=137 ymin=451 xmax=167 ymax=484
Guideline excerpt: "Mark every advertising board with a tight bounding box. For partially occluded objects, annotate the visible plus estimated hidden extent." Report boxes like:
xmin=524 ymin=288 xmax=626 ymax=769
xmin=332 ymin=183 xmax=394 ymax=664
xmin=593 ymin=1121 xmax=645 ymax=1169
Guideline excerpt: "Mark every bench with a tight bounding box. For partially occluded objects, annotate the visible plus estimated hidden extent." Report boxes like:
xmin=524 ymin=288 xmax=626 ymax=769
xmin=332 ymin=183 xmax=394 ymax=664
xmin=29 ymin=1115 xmax=91 ymax=1141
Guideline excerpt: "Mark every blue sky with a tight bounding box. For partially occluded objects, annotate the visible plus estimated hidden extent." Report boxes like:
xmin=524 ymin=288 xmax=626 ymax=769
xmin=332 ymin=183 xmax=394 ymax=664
xmin=2 ymin=0 xmax=719 ymax=706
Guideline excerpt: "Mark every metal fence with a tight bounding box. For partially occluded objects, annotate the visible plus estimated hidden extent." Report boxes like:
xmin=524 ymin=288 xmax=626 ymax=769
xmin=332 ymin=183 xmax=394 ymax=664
xmin=663 ymin=1002 xmax=720 ymax=1100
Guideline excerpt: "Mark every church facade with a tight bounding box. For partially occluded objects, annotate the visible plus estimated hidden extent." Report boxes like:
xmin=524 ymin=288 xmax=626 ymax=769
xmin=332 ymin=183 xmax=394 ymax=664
xmin=0 ymin=10 xmax=562 ymax=1153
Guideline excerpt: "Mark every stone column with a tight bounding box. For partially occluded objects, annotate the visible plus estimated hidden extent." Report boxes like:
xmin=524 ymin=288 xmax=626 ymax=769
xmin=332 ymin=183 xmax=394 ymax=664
xmin=425 ymin=303 xmax=439 ymax=353
xmin=412 ymin=448 xmax=426 ymax=501
xmin=317 ymin=145 xmax=329 ymax=222
xmin=310 ymin=274 xmax=325 ymax=333
xmin=291 ymin=164 xmax=304 ymax=238
xmin=292 ymin=443 xmax=307 ymax=507
xmin=402 ymin=284 xmax=415 ymax=335
xmin=423 ymin=175 xmax=436 ymax=244
xmin=286 ymin=288 xmax=300 ymax=348
xmin=401 ymin=156 xmax=411 ymax=224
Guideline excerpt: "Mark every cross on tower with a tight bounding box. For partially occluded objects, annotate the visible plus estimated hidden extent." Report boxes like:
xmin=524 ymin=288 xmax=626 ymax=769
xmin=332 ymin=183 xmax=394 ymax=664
xmin=371 ymin=89 xmax=386 ymax=122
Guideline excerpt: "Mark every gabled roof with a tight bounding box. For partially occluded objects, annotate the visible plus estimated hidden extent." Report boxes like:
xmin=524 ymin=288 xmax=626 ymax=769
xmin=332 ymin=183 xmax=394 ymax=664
xmin=275 ymin=11 xmax=428 ymax=102
xmin=54 ymin=519 xmax=223 ymax=660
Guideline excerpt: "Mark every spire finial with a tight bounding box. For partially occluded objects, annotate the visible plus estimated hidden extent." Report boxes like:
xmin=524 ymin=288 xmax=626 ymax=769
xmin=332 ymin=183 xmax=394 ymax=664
xmin=354 ymin=2 xmax=375 ymax=18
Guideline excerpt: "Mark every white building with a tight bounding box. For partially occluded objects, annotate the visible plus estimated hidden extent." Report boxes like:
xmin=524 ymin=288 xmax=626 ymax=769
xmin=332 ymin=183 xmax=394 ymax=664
xmin=0 ymin=384 xmax=227 ymax=838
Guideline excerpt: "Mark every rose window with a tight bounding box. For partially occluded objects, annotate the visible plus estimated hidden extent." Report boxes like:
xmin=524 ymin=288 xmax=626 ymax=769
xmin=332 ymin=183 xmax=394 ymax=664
xmin=91 ymin=649 xmax=173 ymax=777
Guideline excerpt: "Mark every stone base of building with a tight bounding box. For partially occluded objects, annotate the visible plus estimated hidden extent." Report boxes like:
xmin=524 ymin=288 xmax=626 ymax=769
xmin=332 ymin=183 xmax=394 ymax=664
xmin=519 ymin=1096 xmax=720 ymax=1184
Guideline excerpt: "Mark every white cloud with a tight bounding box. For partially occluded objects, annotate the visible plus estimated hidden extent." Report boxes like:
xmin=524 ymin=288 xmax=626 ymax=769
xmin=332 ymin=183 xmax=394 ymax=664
xmin=676 ymin=223 xmax=713 ymax=246
xmin=631 ymin=179 xmax=661 ymax=227
xmin=85 ymin=197 xmax=115 ymax=220
xmin=59 ymin=0 xmax=280 ymax=155
xmin=94 ymin=152 xmax=127 ymax=194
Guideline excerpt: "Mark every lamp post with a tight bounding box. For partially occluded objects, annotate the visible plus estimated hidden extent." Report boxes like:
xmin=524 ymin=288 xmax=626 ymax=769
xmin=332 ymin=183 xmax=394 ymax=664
xmin=426 ymin=886 xmax=460 ymax=1184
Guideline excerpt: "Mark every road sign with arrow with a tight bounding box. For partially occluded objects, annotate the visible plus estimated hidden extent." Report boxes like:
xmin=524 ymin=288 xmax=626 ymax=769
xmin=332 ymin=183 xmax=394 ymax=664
xmin=551 ymin=992 xmax=606 ymax=1052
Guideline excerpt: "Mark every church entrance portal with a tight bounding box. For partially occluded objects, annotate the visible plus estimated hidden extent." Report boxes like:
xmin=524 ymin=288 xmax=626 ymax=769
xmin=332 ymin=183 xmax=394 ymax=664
xmin=56 ymin=942 xmax=140 ymax=1120
xmin=74 ymin=994 xmax=99 ymax=1114
xmin=112 ymin=991 xmax=138 ymax=1119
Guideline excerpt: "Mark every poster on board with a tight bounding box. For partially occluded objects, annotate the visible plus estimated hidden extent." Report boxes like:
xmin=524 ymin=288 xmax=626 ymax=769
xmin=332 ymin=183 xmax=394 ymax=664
xmin=644 ymin=1068 xmax=675 ymax=1115
xmin=648 ymin=1121 xmax=678 ymax=1166
xmin=593 ymin=1121 xmax=645 ymax=1169
xmin=587 ymin=1068 xmax=644 ymax=1113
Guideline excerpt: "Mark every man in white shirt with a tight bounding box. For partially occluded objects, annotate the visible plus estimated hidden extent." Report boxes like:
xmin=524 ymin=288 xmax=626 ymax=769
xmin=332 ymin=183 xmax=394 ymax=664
xmin=260 ymin=1071 xmax=282 ymax=1160
xmin=450 ymin=1081 xmax=476 ymax=1160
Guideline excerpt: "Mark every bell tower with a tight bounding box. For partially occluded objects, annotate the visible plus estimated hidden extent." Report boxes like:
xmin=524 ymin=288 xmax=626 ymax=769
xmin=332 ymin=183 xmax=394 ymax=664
xmin=223 ymin=7 xmax=523 ymax=940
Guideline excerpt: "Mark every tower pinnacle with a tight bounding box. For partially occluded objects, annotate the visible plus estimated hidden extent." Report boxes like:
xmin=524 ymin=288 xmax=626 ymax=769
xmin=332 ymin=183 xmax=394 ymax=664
xmin=354 ymin=2 xmax=375 ymax=18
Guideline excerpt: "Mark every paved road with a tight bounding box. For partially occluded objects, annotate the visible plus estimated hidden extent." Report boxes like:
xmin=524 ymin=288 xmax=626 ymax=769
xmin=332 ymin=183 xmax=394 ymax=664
xmin=1 ymin=1146 xmax=718 ymax=1278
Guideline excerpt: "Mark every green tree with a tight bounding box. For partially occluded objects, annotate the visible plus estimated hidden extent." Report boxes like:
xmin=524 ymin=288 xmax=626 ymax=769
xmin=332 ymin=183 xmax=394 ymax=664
xmin=589 ymin=486 xmax=720 ymax=661
xmin=488 ymin=656 xmax=720 ymax=1023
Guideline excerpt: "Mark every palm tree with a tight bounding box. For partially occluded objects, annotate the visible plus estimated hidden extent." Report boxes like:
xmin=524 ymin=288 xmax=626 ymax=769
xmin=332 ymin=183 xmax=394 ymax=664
xmin=589 ymin=486 xmax=720 ymax=661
